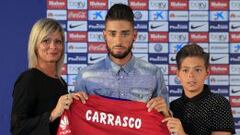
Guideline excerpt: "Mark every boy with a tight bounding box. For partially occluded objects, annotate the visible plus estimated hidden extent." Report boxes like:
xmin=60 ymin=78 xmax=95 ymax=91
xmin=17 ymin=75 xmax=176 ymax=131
xmin=163 ymin=44 xmax=235 ymax=135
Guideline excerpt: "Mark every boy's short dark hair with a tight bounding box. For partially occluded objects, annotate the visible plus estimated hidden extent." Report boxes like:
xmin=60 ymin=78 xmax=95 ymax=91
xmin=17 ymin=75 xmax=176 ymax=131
xmin=105 ymin=3 xmax=134 ymax=27
xmin=176 ymin=43 xmax=209 ymax=70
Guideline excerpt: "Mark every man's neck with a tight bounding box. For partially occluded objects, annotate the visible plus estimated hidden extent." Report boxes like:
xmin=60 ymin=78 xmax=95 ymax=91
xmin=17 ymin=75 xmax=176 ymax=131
xmin=109 ymin=53 xmax=132 ymax=66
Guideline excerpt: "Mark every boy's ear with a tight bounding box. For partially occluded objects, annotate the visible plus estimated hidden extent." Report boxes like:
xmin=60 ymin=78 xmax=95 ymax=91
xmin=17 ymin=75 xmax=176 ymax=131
xmin=205 ymin=67 xmax=210 ymax=79
xmin=176 ymin=70 xmax=180 ymax=79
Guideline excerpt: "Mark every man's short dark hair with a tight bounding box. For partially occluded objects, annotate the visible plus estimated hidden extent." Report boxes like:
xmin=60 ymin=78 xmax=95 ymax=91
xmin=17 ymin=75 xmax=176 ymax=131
xmin=176 ymin=43 xmax=209 ymax=70
xmin=105 ymin=3 xmax=134 ymax=27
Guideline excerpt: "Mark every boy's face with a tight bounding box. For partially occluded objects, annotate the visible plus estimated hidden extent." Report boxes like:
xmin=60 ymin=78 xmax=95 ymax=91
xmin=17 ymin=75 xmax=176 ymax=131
xmin=103 ymin=20 xmax=137 ymax=59
xmin=177 ymin=57 xmax=209 ymax=97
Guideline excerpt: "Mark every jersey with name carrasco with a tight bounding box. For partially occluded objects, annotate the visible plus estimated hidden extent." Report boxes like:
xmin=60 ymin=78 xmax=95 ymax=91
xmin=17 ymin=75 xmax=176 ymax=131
xmin=57 ymin=95 xmax=170 ymax=135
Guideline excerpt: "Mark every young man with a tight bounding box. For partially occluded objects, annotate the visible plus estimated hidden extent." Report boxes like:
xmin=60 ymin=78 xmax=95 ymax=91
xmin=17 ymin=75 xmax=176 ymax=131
xmin=163 ymin=44 xmax=235 ymax=135
xmin=74 ymin=3 xmax=169 ymax=117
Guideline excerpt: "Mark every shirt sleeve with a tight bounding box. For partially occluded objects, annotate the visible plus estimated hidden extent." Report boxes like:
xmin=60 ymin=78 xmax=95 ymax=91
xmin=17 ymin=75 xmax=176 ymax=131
xmin=75 ymin=69 xmax=87 ymax=92
xmin=11 ymin=73 xmax=51 ymax=135
xmin=210 ymin=96 xmax=235 ymax=134
xmin=153 ymin=68 xmax=168 ymax=104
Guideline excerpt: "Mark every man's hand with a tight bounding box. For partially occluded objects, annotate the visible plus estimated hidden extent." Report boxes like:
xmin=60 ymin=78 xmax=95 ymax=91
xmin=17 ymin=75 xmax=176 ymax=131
xmin=146 ymin=96 xmax=170 ymax=117
xmin=72 ymin=91 xmax=88 ymax=104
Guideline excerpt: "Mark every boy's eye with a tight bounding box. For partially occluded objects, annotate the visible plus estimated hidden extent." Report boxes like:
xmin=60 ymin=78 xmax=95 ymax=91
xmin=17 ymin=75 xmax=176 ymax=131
xmin=196 ymin=69 xmax=202 ymax=72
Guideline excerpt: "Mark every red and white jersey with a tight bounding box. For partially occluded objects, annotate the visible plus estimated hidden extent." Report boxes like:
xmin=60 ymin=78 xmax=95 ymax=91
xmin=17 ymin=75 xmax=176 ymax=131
xmin=57 ymin=95 xmax=170 ymax=135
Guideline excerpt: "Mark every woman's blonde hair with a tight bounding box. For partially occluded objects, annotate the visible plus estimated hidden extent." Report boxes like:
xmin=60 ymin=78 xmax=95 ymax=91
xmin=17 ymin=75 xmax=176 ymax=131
xmin=28 ymin=18 xmax=65 ymax=77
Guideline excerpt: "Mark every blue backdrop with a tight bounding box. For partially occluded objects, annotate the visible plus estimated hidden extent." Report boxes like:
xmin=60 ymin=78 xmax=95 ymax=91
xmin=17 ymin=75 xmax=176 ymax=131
xmin=0 ymin=1 xmax=46 ymax=134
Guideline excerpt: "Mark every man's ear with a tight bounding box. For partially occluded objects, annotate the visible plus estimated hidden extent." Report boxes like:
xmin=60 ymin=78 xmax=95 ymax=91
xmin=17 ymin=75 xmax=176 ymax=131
xmin=133 ymin=29 xmax=137 ymax=41
xmin=103 ymin=30 xmax=107 ymax=40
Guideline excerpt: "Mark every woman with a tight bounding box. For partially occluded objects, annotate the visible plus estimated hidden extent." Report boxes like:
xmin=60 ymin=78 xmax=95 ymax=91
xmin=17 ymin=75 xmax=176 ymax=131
xmin=11 ymin=18 xmax=79 ymax=135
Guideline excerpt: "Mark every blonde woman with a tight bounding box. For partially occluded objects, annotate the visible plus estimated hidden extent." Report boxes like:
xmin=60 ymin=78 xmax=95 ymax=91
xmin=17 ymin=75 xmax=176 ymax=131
xmin=11 ymin=18 xmax=80 ymax=135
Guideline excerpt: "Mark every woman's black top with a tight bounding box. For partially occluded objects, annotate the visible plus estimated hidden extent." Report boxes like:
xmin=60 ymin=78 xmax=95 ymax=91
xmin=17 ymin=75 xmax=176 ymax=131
xmin=11 ymin=68 xmax=67 ymax=135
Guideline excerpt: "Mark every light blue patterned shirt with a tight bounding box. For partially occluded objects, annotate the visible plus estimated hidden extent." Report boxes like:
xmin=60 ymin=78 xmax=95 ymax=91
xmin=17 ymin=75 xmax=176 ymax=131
xmin=75 ymin=55 xmax=168 ymax=103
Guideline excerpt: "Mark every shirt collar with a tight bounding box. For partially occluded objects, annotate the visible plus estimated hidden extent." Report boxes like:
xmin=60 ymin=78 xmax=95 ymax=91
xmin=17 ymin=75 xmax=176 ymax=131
xmin=182 ymin=84 xmax=211 ymax=103
xmin=105 ymin=55 xmax=135 ymax=75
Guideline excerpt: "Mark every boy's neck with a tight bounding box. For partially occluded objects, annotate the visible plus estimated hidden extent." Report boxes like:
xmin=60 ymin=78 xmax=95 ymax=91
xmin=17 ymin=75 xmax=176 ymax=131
xmin=184 ymin=86 xmax=204 ymax=99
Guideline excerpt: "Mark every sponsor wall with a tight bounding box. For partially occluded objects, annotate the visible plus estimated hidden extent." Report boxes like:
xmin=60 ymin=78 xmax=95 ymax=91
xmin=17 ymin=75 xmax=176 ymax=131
xmin=47 ymin=0 xmax=240 ymax=133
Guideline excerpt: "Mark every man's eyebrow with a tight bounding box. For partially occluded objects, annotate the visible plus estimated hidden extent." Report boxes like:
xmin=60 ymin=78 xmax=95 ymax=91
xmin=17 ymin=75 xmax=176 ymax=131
xmin=181 ymin=65 xmax=204 ymax=68
xmin=121 ymin=30 xmax=130 ymax=33
xmin=106 ymin=30 xmax=116 ymax=32
xmin=106 ymin=29 xmax=131 ymax=32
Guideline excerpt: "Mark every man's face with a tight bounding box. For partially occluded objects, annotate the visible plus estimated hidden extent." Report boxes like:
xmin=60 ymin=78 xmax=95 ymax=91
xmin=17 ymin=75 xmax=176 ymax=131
xmin=177 ymin=57 xmax=209 ymax=97
xmin=103 ymin=20 xmax=137 ymax=59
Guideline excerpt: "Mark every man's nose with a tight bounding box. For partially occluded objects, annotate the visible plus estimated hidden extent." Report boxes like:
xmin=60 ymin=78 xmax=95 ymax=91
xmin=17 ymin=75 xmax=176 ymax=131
xmin=114 ymin=35 xmax=122 ymax=44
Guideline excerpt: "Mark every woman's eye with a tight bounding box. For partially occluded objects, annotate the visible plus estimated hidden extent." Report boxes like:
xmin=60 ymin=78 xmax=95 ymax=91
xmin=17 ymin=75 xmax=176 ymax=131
xmin=42 ymin=39 xmax=50 ymax=44
xmin=55 ymin=40 xmax=63 ymax=45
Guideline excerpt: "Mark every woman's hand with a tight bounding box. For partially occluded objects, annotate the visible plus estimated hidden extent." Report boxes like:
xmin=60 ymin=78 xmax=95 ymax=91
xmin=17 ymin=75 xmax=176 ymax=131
xmin=50 ymin=94 xmax=73 ymax=122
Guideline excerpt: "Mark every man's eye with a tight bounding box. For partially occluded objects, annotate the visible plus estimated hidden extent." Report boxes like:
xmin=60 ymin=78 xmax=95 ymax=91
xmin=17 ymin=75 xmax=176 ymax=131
xmin=123 ymin=32 xmax=130 ymax=36
xmin=109 ymin=33 xmax=116 ymax=36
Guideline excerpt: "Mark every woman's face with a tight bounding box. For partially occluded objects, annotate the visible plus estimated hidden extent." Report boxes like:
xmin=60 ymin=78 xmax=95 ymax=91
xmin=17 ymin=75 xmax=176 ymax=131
xmin=36 ymin=31 xmax=63 ymax=65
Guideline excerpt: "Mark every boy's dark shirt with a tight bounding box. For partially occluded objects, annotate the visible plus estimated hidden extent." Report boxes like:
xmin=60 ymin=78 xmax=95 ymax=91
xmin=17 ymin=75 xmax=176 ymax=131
xmin=170 ymin=85 xmax=235 ymax=135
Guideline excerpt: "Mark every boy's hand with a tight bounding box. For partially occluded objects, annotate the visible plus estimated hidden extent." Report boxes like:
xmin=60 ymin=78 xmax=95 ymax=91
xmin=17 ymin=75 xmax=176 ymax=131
xmin=162 ymin=117 xmax=186 ymax=135
xmin=146 ymin=96 xmax=170 ymax=117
